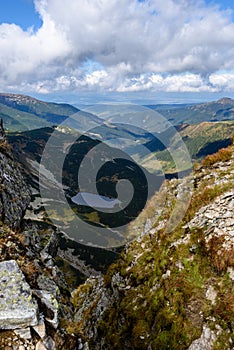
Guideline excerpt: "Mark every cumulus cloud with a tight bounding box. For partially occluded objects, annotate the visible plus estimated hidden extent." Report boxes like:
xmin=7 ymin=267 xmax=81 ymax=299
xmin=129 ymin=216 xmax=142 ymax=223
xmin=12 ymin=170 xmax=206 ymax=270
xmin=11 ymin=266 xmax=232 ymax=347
xmin=117 ymin=73 xmax=218 ymax=92
xmin=1 ymin=0 xmax=234 ymax=95
xmin=209 ymin=72 xmax=234 ymax=90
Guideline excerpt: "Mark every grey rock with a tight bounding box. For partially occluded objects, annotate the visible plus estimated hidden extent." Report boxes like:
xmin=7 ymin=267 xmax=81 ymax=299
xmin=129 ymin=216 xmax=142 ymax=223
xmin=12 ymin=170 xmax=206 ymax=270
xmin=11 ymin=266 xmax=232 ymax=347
xmin=189 ymin=189 xmax=234 ymax=252
xmin=187 ymin=325 xmax=216 ymax=350
xmin=36 ymin=274 xmax=60 ymax=295
xmin=74 ymin=276 xmax=112 ymax=339
xmin=206 ymin=286 xmax=217 ymax=305
xmin=36 ymin=336 xmax=56 ymax=350
xmin=36 ymin=341 xmax=47 ymax=350
xmin=0 ymin=118 xmax=6 ymax=141
xmin=143 ymin=218 xmax=152 ymax=235
xmin=32 ymin=315 xmax=46 ymax=339
xmin=14 ymin=327 xmax=32 ymax=340
xmin=41 ymin=232 xmax=59 ymax=259
xmin=227 ymin=267 xmax=234 ymax=281
xmin=0 ymin=260 xmax=38 ymax=330
xmin=43 ymin=336 xmax=56 ymax=350
xmin=32 ymin=290 xmax=59 ymax=329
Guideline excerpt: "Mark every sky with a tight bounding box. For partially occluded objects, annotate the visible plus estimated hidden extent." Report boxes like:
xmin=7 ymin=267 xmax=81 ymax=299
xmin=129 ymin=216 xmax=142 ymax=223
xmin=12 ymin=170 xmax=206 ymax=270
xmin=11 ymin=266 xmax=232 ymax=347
xmin=1 ymin=0 xmax=234 ymax=105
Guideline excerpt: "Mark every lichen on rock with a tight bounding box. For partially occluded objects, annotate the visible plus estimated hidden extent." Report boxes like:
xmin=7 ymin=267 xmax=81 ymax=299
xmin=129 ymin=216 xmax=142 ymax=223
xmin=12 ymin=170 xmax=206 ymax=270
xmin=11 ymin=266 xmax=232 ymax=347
xmin=0 ymin=260 xmax=38 ymax=330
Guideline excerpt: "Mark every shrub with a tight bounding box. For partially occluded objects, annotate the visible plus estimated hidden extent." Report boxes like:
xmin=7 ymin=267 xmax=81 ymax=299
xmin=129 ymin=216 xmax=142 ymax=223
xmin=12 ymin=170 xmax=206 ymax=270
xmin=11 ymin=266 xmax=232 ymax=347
xmin=202 ymin=147 xmax=232 ymax=167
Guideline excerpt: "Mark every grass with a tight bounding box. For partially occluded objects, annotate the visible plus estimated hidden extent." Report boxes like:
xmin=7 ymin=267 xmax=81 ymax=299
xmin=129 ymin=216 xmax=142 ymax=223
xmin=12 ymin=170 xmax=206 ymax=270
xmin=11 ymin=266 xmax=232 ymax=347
xmin=202 ymin=147 xmax=232 ymax=167
xmin=70 ymin=140 xmax=234 ymax=349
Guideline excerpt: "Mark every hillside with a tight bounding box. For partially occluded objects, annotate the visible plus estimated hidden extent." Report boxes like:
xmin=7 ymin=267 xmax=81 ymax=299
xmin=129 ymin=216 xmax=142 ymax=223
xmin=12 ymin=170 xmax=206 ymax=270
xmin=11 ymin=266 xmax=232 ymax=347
xmin=140 ymin=121 xmax=234 ymax=173
xmin=69 ymin=141 xmax=234 ymax=350
xmin=0 ymin=94 xmax=74 ymax=131
xmin=150 ymin=97 xmax=234 ymax=125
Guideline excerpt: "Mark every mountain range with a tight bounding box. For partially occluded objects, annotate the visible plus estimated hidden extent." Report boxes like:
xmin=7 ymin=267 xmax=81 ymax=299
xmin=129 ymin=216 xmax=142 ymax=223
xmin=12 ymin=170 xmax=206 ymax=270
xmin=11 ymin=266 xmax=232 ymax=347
xmin=0 ymin=92 xmax=233 ymax=349
xmin=149 ymin=97 xmax=234 ymax=124
xmin=1 ymin=93 xmax=234 ymax=132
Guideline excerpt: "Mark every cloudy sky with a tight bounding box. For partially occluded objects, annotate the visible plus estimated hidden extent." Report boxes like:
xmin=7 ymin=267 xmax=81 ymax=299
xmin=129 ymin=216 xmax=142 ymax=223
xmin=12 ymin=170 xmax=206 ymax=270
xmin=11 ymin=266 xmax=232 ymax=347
xmin=1 ymin=0 xmax=234 ymax=104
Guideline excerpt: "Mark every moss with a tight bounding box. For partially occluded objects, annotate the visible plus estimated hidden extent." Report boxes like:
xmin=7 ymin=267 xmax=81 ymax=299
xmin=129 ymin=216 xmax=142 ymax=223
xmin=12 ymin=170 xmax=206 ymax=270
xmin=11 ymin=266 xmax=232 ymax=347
xmin=71 ymin=283 xmax=93 ymax=310
xmin=98 ymin=222 xmax=210 ymax=348
xmin=213 ymin=331 xmax=234 ymax=350
xmin=212 ymin=275 xmax=234 ymax=329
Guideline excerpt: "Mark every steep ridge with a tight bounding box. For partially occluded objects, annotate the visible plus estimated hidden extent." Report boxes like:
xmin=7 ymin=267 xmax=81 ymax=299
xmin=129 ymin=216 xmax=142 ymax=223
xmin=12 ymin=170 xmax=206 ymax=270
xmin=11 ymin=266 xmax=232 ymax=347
xmin=0 ymin=119 xmax=81 ymax=349
xmin=70 ymin=139 xmax=234 ymax=350
xmin=0 ymin=118 xmax=30 ymax=228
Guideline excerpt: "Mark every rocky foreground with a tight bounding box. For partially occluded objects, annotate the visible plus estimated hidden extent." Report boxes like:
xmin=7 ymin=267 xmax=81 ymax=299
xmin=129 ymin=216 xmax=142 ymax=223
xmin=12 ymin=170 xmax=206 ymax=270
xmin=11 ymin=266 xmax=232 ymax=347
xmin=0 ymin=117 xmax=233 ymax=350
xmin=0 ymin=120 xmax=78 ymax=350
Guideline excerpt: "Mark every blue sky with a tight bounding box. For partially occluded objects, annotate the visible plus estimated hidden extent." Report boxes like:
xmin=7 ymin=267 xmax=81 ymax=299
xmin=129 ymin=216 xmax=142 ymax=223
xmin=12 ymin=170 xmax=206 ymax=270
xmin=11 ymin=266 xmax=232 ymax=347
xmin=206 ymin=0 xmax=234 ymax=10
xmin=1 ymin=0 xmax=234 ymax=105
xmin=0 ymin=0 xmax=42 ymax=30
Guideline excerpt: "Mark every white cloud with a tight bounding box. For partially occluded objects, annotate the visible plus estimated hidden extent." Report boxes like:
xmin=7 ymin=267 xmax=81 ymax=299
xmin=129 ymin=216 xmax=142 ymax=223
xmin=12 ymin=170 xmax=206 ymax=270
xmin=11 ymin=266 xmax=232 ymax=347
xmin=1 ymin=0 xmax=234 ymax=96
xmin=209 ymin=73 xmax=234 ymax=90
xmin=0 ymin=7 xmax=70 ymax=83
xmin=117 ymin=73 xmax=218 ymax=93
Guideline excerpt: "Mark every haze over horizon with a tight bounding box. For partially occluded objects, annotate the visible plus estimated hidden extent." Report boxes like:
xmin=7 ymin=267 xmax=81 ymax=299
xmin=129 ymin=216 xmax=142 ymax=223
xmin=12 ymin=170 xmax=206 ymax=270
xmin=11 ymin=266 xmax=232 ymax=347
xmin=1 ymin=0 xmax=234 ymax=106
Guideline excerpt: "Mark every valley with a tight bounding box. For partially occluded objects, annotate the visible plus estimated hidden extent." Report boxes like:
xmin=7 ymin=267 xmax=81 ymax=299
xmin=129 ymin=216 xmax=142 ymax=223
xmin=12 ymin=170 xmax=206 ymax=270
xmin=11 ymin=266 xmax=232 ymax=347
xmin=0 ymin=93 xmax=233 ymax=349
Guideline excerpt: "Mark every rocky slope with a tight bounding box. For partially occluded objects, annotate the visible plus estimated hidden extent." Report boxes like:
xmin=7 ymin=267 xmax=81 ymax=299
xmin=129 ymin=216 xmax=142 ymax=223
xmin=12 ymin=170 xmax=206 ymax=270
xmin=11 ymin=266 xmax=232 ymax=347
xmin=0 ymin=118 xmax=30 ymax=228
xmin=0 ymin=119 xmax=79 ymax=349
xmin=71 ymin=139 xmax=234 ymax=349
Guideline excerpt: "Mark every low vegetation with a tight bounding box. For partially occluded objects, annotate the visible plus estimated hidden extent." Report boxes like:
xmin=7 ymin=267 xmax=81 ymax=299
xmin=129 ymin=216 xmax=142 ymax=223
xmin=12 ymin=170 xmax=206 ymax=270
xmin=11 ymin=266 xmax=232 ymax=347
xmin=0 ymin=139 xmax=12 ymax=155
xmin=202 ymin=147 xmax=232 ymax=167
xmin=71 ymin=139 xmax=234 ymax=349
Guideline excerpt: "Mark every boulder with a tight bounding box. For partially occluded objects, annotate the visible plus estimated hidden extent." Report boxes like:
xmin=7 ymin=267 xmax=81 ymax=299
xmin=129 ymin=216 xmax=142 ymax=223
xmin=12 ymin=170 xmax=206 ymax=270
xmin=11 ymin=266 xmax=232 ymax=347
xmin=0 ymin=260 xmax=38 ymax=330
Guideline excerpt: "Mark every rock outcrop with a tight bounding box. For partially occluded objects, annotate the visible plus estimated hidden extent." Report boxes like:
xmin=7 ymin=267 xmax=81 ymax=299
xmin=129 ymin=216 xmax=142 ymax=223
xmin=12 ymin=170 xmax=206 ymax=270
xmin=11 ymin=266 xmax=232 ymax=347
xmin=0 ymin=119 xmax=30 ymax=228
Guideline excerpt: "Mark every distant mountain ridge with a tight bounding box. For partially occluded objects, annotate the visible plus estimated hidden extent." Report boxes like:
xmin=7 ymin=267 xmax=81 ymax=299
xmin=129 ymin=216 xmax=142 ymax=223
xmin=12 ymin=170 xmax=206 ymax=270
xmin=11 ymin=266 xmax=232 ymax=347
xmin=150 ymin=97 xmax=234 ymax=125
xmin=0 ymin=93 xmax=79 ymax=131
xmin=1 ymin=93 xmax=234 ymax=132
xmin=0 ymin=93 xmax=104 ymax=132
xmin=0 ymin=93 xmax=79 ymax=120
xmin=2 ymin=92 xmax=234 ymax=175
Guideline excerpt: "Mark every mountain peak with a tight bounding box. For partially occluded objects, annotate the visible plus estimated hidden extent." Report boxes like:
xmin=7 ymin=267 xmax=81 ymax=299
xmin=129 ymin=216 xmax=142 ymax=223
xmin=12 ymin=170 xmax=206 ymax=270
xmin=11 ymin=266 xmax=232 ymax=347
xmin=217 ymin=97 xmax=234 ymax=104
xmin=0 ymin=92 xmax=39 ymax=104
